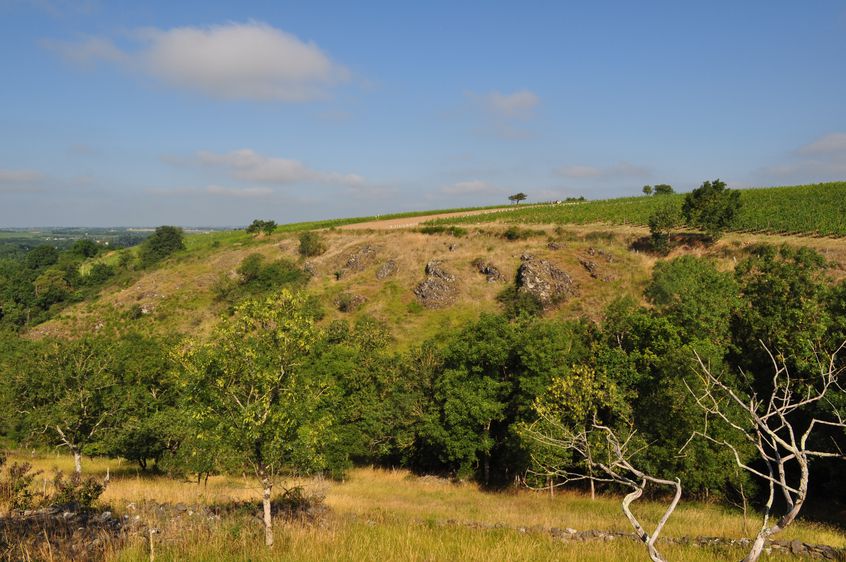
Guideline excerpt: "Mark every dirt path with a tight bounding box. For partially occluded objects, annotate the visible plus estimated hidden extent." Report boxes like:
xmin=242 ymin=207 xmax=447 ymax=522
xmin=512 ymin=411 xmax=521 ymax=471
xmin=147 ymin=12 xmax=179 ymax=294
xmin=339 ymin=207 xmax=519 ymax=230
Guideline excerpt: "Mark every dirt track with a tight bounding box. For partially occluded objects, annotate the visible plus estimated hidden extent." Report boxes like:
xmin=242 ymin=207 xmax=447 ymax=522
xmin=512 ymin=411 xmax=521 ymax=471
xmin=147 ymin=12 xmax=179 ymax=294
xmin=339 ymin=207 xmax=519 ymax=230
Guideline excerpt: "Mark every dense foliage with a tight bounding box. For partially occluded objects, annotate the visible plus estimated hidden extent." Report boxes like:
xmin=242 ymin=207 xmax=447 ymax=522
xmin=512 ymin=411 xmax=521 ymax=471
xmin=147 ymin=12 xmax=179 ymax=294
xmin=0 ymin=240 xmax=844 ymax=520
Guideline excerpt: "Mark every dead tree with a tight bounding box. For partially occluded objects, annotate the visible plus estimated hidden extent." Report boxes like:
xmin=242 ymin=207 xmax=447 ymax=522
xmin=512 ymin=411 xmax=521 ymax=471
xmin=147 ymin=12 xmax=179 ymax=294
xmin=525 ymin=419 xmax=682 ymax=562
xmin=686 ymin=342 xmax=846 ymax=562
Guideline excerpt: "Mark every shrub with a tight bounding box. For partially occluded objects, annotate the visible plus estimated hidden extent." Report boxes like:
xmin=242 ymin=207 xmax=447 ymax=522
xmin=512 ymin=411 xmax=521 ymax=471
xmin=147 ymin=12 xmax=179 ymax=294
xmin=497 ymin=286 xmax=543 ymax=318
xmin=419 ymin=225 xmax=467 ymax=237
xmin=682 ymin=179 xmax=741 ymax=239
xmin=50 ymin=471 xmax=105 ymax=509
xmin=139 ymin=226 xmax=185 ymax=267
xmin=0 ymin=456 xmax=42 ymax=511
xmin=648 ymin=202 xmax=680 ymax=254
xmin=246 ymin=219 xmax=277 ymax=235
xmin=502 ymin=226 xmax=538 ymax=241
xmin=299 ymin=231 xmax=327 ymax=257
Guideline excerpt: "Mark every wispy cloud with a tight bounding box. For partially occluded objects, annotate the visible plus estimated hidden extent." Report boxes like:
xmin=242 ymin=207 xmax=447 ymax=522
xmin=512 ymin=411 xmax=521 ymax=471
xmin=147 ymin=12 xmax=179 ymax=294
xmin=485 ymin=90 xmax=539 ymax=119
xmin=0 ymin=168 xmax=45 ymax=192
xmin=555 ymin=161 xmax=651 ymax=179
xmin=760 ymin=132 xmax=846 ymax=181
xmin=148 ymin=185 xmax=274 ymax=198
xmin=192 ymin=149 xmax=366 ymax=187
xmin=44 ymin=21 xmax=349 ymax=101
xmin=441 ymin=179 xmax=502 ymax=195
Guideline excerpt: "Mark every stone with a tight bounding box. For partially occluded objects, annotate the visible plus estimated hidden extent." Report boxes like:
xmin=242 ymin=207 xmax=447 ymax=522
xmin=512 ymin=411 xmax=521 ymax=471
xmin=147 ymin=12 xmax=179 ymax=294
xmin=376 ymin=260 xmax=398 ymax=280
xmin=516 ymin=256 xmax=577 ymax=308
xmin=471 ymin=258 xmax=503 ymax=282
xmin=414 ymin=261 xmax=458 ymax=308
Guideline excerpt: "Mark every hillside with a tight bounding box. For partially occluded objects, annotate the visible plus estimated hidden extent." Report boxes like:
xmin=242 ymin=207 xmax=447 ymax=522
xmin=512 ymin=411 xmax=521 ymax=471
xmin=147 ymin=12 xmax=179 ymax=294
xmin=30 ymin=208 xmax=846 ymax=346
xmin=434 ymin=182 xmax=846 ymax=236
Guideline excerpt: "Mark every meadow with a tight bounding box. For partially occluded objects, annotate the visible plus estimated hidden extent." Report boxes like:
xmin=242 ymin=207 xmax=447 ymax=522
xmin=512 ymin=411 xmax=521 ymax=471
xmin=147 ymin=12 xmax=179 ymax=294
xmin=7 ymin=452 xmax=845 ymax=561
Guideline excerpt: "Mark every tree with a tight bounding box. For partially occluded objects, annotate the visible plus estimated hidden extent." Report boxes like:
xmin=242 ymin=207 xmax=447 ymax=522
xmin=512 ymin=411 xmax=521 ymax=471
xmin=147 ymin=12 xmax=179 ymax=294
xmin=682 ymin=179 xmax=741 ymax=239
xmin=526 ymin=417 xmax=681 ymax=562
xmin=176 ymin=289 xmax=333 ymax=547
xmin=13 ymin=336 xmax=117 ymax=473
xmin=647 ymin=202 xmax=680 ymax=254
xmin=246 ymin=219 xmax=277 ymax=236
xmin=653 ymin=184 xmax=674 ymax=196
xmin=642 ymin=185 xmax=653 ymax=196
xmin=508 ymin=192 xmax=528 ymax=205
xmin=687 ymin=343 xmax=846 ymax=562
xmin=298 ymin=231 xmax=326 ymax=257
xmin=139 ymin=226 xmax=185 ymax=267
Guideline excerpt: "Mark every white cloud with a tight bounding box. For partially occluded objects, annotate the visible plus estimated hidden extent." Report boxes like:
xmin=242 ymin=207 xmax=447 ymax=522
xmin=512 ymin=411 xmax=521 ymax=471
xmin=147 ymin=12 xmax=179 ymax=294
xmin=45 ymin=22 xmax=349 ymax=101
xmin=555 ymin=161 xmax=651 ymax=179
xmin=148 ymin=185 xmax=274 ymax=198
xmin=486 ymin=90 xmax=539 ymax=118
xmin=193 ymin=149 xmax=366 ymax=187
xmin=760 ymin=132 xmax=846 ymax=181
xmin=797 ymin=132 xmax=846 ymax=155
xmin=441 ymin=179 xmax=501 ymax=195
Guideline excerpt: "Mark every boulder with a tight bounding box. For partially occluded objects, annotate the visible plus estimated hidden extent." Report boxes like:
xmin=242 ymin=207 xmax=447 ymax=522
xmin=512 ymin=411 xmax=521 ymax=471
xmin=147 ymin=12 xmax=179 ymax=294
xmin=414 ymin=261 xmax=458 ymax=308
xmin=516 ymin=255 xmax=576 ymax=308
xmin=376 ymin=260 xmax=398 ymax=280
xmin=471 ymin=258 xmax=503 ymax=282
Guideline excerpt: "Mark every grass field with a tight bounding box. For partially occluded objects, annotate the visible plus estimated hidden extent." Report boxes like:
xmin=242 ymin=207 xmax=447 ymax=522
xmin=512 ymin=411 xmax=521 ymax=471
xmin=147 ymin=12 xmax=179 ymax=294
xmin=431 ymin=182 xmax=846 ymax=237
xmin=8 ymin=452 xmax=845 ymax=561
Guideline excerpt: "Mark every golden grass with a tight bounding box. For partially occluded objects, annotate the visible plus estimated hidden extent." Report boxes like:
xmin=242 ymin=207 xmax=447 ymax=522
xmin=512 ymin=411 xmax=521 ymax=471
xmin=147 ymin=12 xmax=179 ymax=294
xmin=8 ymin=452 xmax=845 ymax=561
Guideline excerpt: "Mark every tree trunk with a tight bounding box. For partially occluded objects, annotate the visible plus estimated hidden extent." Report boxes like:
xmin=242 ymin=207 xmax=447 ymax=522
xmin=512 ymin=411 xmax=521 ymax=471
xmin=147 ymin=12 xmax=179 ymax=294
xmin=262 ymin=477 xmax=273 ymax=547
xmin=73 ymin=449 xmax=82 ymax=474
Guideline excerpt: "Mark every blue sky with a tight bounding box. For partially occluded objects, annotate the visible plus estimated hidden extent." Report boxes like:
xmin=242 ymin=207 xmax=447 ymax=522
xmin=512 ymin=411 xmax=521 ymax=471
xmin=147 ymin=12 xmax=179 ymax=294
xmin=1 ymin=0 xmax=845 ymax=226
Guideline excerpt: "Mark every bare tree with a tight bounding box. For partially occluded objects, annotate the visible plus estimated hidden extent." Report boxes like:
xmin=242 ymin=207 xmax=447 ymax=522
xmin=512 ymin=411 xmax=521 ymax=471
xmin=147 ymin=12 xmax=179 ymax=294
xmin=685 ymin=341 xmax=846 ymax=562
xmin=525 ymin=419 xmax=682 ymax=562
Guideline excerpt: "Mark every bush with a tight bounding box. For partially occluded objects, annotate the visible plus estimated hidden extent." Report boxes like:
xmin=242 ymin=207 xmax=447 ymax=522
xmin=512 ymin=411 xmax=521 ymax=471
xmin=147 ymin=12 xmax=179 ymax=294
xmin=682 ymin=179 xmax=741 ymax=239
xmin=419 ymin=225 xmax=467 ymax=237
xmin=0 ymin=456 xmax=42 ymax=511
xmin=497 ymin=286 xmax=543 ymax=318
xmin=139 ymin=226 xmax=185 ymax=267
xmin=502 ymin=226 xmax=538 ymax=241
xmin=299 ymin=231 xmax=327 ymax=257
xmin=246 ymin=219 xmax=277 ymax=235
xmin=648 ymin=203 xmax=680 ymax=254
xmin=50 ymin=471 xmax=105 ymax=509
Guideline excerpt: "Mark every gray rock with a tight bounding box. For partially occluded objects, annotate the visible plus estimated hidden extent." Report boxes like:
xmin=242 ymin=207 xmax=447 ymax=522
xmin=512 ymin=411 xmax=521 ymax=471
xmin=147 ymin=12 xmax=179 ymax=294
xmin=414 ymin=261 xmax=458 ymax=308
xmin=376 ymin=260 xmax=397 ymax=280
xmin=516 ymin=257 xmax=577 ymax=308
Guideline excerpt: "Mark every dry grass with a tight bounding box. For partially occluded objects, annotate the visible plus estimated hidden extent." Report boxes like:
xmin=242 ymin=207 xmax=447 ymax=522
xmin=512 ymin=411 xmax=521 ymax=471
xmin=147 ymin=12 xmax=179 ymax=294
xmin=7 ymin=453 xmax=845 ymax=561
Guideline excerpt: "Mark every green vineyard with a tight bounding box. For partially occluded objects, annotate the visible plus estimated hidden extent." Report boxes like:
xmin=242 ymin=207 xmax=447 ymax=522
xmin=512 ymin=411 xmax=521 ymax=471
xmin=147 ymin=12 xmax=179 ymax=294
xmin=433 ymin=182 xmax=846 ymax=236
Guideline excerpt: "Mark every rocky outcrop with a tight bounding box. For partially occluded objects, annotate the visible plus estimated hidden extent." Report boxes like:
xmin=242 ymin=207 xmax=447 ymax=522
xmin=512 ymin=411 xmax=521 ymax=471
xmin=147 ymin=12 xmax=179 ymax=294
xmin=516 ymin=254 xmax=576 ymax=308
xmin=579 ymin=248 xmax=617 ymax=281
xmin=376 ymin=260 xmax=398 ymax=280
xmin=414 ymin=261 xmax=458 ymax=308
xmin=471 ymin=258 xmax=503 ymax=282
xmin=336 ymin=244 xmax=379 ymax=279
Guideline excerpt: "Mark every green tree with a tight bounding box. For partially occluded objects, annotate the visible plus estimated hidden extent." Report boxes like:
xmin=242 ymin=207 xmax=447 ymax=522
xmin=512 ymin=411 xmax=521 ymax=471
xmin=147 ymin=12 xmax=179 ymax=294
xmin=25 ymin=245 xmax=59 ymax=269
xmin=175 ymin=289 xmax=333 ymax=547
xmin=653 ymin=184 xmax=674 ymax=195
xmin=12 ymin=336 xmax=117 ymax=473
xmin=139 ymin=226 xmax=185 ymax=267
xmin=642 ymin=185 xmax=653 ymax=196
xmin=645 ymin=255 xmax=740 ymax=345
xmin=682 ymin=179 xmax=741 ymax=239
xmin=298 ymin=231 xmax=326 ymax=257
xmin=246 ymin=219 xmax=277 ymax=236
xmin=647 ymin=202 xmax=680 ymax=254
xmin=508 ymin=192 xmax=528 ymax=204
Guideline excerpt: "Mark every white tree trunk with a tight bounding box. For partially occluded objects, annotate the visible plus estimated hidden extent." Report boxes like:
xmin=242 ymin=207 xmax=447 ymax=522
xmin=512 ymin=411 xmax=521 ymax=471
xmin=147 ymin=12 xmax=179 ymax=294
xmin=73 ymin=449 xmax=82 ymax=474
xmin=262 ymin=477 xmax=273 ymax=547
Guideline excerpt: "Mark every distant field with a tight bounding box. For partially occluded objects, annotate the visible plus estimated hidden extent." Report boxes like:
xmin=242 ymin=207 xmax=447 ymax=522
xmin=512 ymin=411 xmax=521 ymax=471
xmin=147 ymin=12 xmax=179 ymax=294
xmin=430 ymin=182 xmax=846 ymax=237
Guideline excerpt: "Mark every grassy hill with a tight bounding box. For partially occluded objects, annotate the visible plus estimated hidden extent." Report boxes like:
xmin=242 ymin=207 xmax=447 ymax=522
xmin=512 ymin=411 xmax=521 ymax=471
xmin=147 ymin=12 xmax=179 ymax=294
xmin=434 ymin=182 xmax=846 ymax=236
xmin=27 ymin=181 xmax=846 ymax=344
